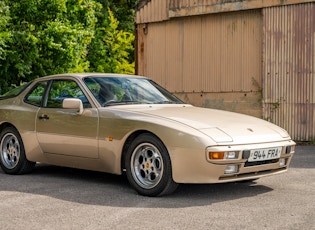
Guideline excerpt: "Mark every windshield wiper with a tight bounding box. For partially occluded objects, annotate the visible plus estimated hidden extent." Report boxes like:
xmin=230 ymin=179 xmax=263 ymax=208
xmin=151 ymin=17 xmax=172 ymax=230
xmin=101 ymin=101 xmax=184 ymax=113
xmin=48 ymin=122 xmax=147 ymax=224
xmin=102 ymin=100 xmax=139 ymax=107
xmin=156 ymin=101 xmax=177 ymax=104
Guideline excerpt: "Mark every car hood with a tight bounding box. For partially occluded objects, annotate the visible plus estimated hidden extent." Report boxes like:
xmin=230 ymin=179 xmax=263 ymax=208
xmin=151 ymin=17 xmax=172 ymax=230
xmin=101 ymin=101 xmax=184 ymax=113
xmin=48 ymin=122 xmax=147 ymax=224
xmin=117 ymin=104 xmax=290 ymax=144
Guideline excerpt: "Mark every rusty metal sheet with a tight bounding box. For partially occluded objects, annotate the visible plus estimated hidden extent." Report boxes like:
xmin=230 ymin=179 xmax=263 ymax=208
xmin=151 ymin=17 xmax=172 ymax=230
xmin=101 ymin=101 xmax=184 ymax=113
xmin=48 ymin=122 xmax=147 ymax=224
xmin=263 ymin=3 xmax=315 ymax=141
xmin=137 ymin=10 xmax=262 ymax=94
xmin=136 ymin=0 xmax=169 ymax=23
xmin=168 ymin=0 xmax=315 ymax=18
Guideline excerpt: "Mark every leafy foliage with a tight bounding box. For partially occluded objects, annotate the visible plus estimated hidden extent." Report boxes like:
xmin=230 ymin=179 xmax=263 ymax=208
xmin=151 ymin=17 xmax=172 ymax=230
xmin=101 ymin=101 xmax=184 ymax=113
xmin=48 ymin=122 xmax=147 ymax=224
xmin=87 ymin=8 xmax=135 ymax=74
xmin=94 ymin=0 xmax=138 ymax=32
xmin=0 ymin=1 xmax=11 ymax=92
xmin=0 ymin=1 xmax=10 ymax=56
xmin=0 ymin=0 xmax=137 ymax=94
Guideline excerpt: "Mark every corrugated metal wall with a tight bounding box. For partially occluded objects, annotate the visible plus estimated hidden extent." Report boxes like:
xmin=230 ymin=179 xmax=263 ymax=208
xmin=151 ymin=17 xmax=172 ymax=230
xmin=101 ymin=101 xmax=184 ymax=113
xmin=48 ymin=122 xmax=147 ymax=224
xmin=136 ymin=0 xmax=169 ymax=23
xmin=136 ymin=1 xmax=315 ymax=141
xmin=168 ymin=0 xmax=315 ymax=18
xmin=138 ymin=10 xmax=262 ymax=94
xmin=263 ymin=3 xmax=315 ymax=141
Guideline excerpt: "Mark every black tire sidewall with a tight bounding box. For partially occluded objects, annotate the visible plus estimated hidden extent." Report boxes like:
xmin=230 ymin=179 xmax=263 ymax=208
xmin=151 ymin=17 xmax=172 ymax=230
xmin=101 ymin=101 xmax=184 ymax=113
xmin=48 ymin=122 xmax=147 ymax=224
xmin=125 ymin=133 xmax=174 ymax=197
xmin=0 ymin=127 xmax=28 ymax=174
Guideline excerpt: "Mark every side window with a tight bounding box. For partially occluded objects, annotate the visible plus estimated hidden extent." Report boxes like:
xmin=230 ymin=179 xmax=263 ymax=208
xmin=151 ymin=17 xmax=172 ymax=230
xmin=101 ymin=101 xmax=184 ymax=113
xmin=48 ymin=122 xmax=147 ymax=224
xmin=46 ymin=80 xmax=91 ymax=108
xmin=24 ymin=82 xmax=48 ymax=107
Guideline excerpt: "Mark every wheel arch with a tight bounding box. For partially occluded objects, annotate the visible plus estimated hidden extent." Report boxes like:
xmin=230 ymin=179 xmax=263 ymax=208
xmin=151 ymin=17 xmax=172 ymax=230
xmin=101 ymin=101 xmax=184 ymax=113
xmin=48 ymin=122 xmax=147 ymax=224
xmin=0 ymin=122 xmax=25 ymax=147
xmin=0 ymin=122 xmax=19 ymax=134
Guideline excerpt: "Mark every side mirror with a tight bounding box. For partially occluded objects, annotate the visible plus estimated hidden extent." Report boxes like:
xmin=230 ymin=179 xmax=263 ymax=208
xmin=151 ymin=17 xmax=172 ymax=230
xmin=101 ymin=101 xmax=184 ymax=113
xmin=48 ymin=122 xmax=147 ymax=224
xmin=62 ymin=98 xmax=83 ymax=115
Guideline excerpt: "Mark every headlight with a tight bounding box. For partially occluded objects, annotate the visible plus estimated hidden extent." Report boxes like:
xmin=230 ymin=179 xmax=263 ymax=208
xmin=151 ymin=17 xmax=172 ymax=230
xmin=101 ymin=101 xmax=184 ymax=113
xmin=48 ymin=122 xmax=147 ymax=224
xmin=208 ymin=151 xmax=239 ymax=160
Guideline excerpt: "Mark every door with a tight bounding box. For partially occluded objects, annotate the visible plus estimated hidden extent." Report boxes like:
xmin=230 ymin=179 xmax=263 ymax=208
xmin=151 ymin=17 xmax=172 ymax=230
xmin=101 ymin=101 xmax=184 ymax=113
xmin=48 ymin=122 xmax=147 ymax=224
xmin=35 ymin=79 xmax=99 ymax=158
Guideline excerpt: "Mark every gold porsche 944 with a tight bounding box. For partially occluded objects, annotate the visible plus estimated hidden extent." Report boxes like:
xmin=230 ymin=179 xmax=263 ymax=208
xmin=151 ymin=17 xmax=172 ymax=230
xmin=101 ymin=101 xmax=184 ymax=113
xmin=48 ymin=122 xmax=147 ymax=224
xmin=0 ymin=73 xmax=295 ymax=196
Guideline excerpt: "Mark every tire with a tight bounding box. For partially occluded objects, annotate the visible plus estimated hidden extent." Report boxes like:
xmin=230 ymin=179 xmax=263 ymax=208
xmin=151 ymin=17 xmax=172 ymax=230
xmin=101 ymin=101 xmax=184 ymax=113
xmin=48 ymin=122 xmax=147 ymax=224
xmin=125 ymin=133 xmax=178 ymax=197
xmin=0 ymin=127 xmax=35 ymax=174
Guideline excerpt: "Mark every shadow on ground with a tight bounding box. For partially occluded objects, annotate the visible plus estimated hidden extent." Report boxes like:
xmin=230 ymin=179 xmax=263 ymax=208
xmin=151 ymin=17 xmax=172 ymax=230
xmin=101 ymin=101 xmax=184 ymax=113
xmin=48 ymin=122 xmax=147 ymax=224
xmin=0 ymin=163 xmax=272 ymax=208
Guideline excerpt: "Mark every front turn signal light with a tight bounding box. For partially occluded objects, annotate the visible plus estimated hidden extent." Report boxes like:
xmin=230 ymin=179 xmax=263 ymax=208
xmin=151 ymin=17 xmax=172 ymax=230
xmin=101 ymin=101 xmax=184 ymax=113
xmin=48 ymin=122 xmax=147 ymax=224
xmin=209 ymin=152 xmax=225 ymax=160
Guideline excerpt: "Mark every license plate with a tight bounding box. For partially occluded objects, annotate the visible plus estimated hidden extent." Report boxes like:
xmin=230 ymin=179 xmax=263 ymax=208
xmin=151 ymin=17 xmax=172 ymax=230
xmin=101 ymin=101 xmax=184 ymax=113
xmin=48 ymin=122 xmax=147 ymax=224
xmin=248 ymin=147 xmax=282 ymax=162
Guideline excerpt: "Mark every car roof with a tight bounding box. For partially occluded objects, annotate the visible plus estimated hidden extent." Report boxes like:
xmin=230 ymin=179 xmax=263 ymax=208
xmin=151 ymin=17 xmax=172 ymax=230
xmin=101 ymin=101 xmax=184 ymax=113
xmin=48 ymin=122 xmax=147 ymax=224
xmin=36 ymin=73 xmax=147 ymax=81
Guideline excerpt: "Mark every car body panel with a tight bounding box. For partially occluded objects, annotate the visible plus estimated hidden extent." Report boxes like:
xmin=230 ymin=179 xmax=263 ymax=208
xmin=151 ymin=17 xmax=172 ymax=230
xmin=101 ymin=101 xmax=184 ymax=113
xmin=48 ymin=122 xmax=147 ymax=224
xmin=36 ymin=107 xmax=99 ymax=158
xmin=109 ymin=105 xmax=290 ymax=144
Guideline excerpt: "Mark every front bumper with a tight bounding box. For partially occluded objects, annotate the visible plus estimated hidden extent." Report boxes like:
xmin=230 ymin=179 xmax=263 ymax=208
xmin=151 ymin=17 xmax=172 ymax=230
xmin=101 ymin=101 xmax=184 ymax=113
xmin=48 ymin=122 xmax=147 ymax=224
xmin=171 ymin=140 xmax=295 ymax=184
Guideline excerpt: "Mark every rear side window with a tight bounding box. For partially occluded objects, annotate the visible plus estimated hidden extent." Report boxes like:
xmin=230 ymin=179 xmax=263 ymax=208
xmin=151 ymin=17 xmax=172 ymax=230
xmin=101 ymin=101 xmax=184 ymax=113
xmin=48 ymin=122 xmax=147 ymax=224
xmin=24 ymin=82 xmax=48 ymax=107
xmin=0 ymin=82 xmax=31 ymax=99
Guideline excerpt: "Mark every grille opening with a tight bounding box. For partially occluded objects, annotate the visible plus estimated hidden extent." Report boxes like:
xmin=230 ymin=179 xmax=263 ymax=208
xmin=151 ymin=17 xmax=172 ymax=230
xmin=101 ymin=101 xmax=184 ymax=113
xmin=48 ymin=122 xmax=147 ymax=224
xmin=244 ymin=159 xmax=279 ymax=167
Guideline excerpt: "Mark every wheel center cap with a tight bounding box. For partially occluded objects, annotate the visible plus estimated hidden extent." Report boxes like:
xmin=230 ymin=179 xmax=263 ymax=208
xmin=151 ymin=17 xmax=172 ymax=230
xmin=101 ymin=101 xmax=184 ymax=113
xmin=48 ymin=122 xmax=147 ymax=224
xmin=145 ymin=162 xmax=150 ymax=169
xmin=9 ymin=147 xmax=15 ymax=154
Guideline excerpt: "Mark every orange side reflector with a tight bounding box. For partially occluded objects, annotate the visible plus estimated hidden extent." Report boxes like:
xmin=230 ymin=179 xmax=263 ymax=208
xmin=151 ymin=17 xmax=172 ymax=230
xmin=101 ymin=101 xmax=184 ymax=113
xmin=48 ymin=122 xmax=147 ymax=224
xmin=108 ymin=137 xmax=113 ymax=141
xmin=209 ymin=152 xmax=225 ymax=160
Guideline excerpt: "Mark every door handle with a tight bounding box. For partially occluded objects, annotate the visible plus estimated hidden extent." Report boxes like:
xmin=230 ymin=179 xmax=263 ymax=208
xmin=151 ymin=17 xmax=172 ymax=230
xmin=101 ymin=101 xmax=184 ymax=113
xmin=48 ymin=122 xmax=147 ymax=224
xmin=38 ymin=114 xmax=49 ymax=120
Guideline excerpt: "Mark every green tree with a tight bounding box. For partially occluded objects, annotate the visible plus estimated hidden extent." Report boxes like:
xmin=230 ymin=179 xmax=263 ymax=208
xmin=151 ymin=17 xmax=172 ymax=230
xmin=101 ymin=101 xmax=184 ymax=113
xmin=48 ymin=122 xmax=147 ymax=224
xmin=95 ymin=0 xmax=138 ymax=32
xmin=87 ymin=8 xmax=135 ymax=74
xmin=0 ymin=0 xmax=137 ymax=94
xmin=0 ymin=0 xmax=101 ymax=94
xmin=0 ymin=1 xmax=10 ymax=57
xmin=0 ymin=1 xmax=11 ymax=92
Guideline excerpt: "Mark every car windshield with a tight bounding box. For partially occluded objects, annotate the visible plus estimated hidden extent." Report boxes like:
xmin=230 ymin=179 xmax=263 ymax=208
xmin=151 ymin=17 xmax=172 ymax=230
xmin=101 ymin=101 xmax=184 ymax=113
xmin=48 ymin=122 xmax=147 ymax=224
xmin=0 ymin=82 xmax=31 ymax=99
xmin=84 ymin=76 xmax=184 ymax=106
